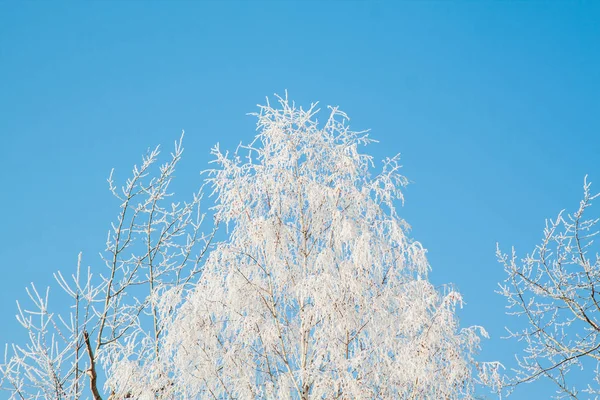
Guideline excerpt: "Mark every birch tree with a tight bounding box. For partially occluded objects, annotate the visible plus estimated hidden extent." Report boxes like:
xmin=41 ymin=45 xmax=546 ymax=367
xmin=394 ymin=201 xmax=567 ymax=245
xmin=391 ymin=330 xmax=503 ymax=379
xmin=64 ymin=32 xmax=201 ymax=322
xmin=156 ymin=95 xmax=500 ymax=399
xmin=1 ymin=96 xmax=500 ymax=399
xmin=0 ymin=134 xmax=214 ymax=399
xmin=499 ymin=177 xmax=600 ymax=398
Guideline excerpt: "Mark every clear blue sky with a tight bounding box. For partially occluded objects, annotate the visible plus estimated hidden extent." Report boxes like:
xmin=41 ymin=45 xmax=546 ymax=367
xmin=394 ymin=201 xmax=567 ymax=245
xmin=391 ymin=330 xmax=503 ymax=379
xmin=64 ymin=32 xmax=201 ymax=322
xmin=1 ymin=2 xmax=599 ymax=398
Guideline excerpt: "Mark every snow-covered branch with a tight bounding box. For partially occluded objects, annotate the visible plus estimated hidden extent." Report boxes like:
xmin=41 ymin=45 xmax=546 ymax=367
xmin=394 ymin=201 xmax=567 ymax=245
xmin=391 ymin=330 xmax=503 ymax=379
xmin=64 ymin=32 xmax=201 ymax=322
xmin=499 ymin=176 xmax=600 ymax=398
xmin=1 ymin=134 xmax=214 ymax=399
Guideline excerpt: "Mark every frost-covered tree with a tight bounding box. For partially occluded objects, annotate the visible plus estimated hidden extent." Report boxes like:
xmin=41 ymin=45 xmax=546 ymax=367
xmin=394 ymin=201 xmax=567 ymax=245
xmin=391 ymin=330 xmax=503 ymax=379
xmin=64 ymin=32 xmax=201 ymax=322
xmin=499 ymin=177 xmax=600 ymax=398
xmin=151 ymin=95 xmax=500 ymax=399
xmin=0 ymin=135 xmax=214 ymax=399
xmin=1 ymin=95 xmax=500 ymax=400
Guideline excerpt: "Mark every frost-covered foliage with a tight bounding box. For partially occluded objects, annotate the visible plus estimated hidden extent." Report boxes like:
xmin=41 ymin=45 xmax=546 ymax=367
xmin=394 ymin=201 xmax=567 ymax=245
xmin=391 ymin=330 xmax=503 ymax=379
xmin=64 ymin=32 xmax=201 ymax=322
xmin=154 ymin=95 xmax=500 ymax=399
xmin=0 ymin=135 xmax=213 ymax=399
xmin=1 ymin=96 xmax=500 ymax=400
xmin=499 ymin=177 xmax=600 ymax=398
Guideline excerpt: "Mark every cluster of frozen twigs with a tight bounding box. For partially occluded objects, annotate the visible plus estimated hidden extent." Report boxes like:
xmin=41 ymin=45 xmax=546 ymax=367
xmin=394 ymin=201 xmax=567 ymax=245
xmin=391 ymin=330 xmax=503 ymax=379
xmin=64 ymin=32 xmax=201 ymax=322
xmin=1 ymin=133 xmax=214 ymax=399
xmin=499 ymin=177 xmax=600 ymax=398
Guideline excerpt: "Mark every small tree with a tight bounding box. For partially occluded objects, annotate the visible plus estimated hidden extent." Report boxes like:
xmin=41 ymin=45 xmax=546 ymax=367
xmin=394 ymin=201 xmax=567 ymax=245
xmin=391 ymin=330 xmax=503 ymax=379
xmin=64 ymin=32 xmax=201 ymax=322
xmin=153 ymin=95 xmax=500 ymax=398
xmin=0 ymin=134 xmax=214 ymax=399
xmin=499 ymin=177 xmax=600 ymax=398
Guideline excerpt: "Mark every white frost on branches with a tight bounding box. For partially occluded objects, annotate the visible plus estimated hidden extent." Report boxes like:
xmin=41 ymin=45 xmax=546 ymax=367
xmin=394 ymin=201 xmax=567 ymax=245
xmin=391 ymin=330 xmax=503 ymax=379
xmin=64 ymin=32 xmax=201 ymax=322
xmin=1 ymin=95 xmax=500 ymax=399
xmin=499 ymin=177 xmax=600 ymax=398
xmin=1 ymin=134 xmax=213 ymax=399
xmin=159 ymin=95 xmax=500 ymax=398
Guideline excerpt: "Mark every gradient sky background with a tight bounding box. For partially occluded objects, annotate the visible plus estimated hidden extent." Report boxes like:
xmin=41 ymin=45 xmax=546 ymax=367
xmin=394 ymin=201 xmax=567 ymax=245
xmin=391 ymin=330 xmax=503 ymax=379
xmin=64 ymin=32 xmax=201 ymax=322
xmin=1 ymin=2 xmax=599 ymax=398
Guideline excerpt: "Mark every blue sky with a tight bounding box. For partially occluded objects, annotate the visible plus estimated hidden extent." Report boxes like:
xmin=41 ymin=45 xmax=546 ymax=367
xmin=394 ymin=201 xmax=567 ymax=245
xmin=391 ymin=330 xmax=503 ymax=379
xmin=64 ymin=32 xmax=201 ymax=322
xmin=1 ymin=1 xmax=599 ymax=398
